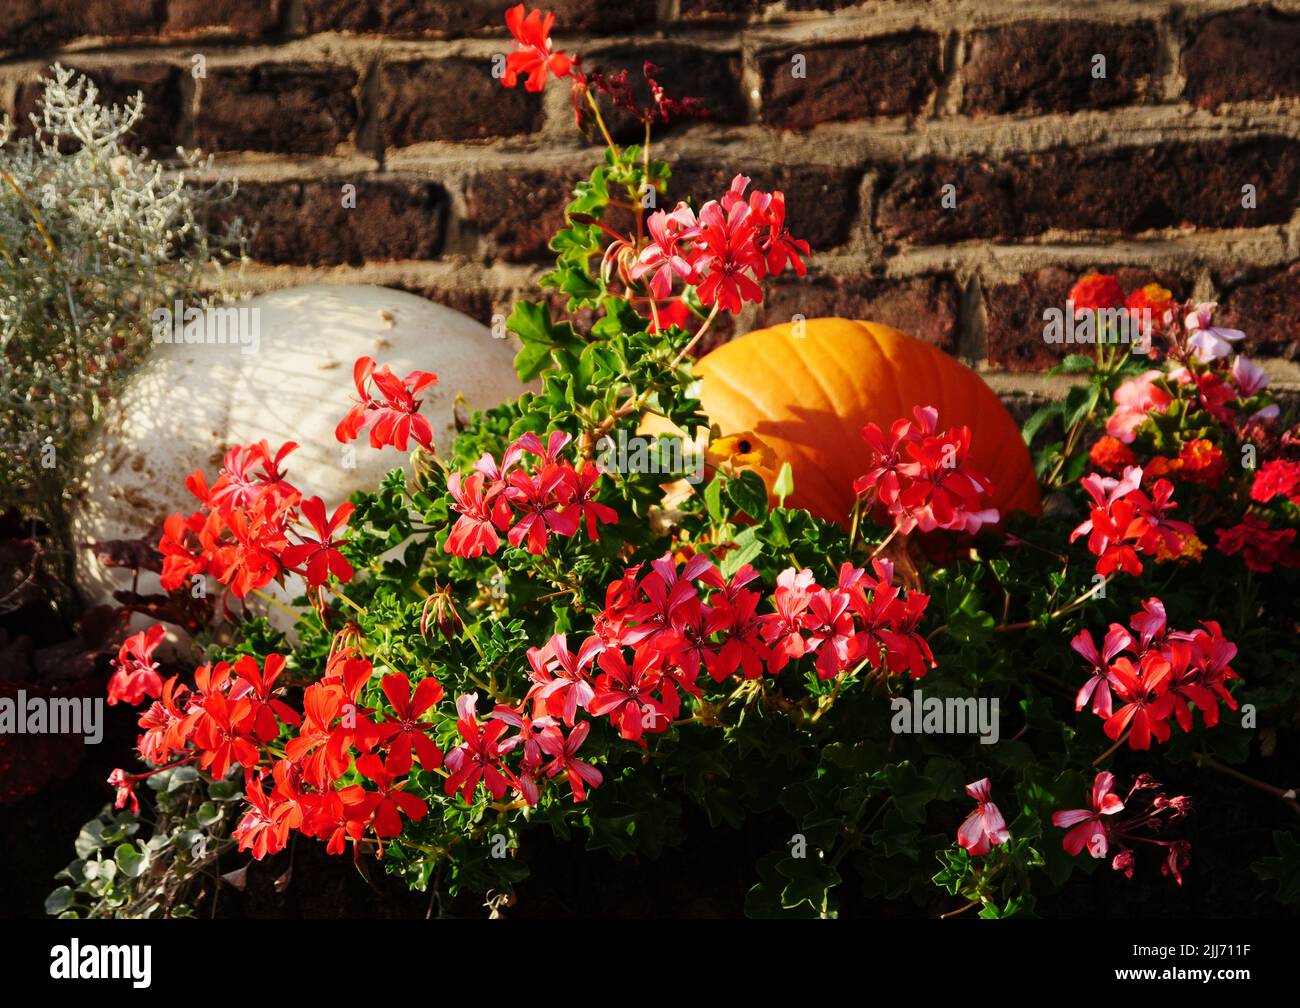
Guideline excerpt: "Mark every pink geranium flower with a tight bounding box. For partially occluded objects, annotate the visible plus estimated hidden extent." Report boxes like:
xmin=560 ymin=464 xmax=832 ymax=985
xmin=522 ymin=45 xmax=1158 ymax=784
xmin=957 ymin=778 xmax=1010 ymax=856
xmin=1105 ymin=370 xmax=1171 ymax=444
xmin=1052 ymin=771 xmax=1125 ymax=858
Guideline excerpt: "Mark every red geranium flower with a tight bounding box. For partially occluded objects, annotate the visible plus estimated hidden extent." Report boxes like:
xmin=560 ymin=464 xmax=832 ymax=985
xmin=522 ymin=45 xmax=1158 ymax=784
xmin=539 ymin=721 xmax=603 ymax=803
xmin=281 ymin=496 xmax=355 ymax=586
xmin=335 ymin=355 xmax=437 ymax=452
xmin=231 ymin=653 xmax=302 ymax=743
xmin=375 ymin=672 xmax=445 ymax=771
xmin=502 ymin=4 xmax=575 ymax=92
xmin=444 ymin=694 xmax=515 ymax=803
xmin=107 ymin=624 xmax=167 ymax=706
xmin=355 ymin=747 xmax=427 ymax=838
xmin=691 ymin=197 xmax=765 ymax=314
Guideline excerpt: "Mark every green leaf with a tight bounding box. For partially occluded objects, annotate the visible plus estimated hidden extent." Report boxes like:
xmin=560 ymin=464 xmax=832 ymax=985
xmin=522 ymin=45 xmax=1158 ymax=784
xmin=1021 ymin=400 xmax=1064 ymax=448
xmin=703 ymin=476 xmax=725 ymax=523
xmin=1048 ymin=354 xmax=1096 ymax=376
xmin=775 ymin=855 xmax=841 ymax=912
xmin=507 ymin=302 xmax=582 ymax=382
xmin=979 ymin=893 xmax=1037 ymax=918
xmin=728 ymin=469 xmax=768 ymax=520
xmin=1063 ymin=382 xmax=1101 ymax=429
xmin=720 ymin=531 xmax=763 ymax=579
xmin=44 ymin=886 xmax=75 ymax=915
xmin=1252 ymin=830 xmax=1300 ymax=904
xmin=74 ymin=819 xmax=106 ymax=859
xmin=115 ymin=843 xmax=148 ymax=878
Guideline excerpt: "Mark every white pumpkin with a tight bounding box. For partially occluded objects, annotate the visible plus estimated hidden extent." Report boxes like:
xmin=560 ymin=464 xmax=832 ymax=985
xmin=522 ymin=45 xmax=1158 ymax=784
xmin=72 ymin=285 xmax=528 ymax=635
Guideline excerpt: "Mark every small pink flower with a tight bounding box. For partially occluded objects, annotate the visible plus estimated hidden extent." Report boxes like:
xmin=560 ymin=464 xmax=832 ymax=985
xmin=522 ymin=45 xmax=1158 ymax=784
xmin=1052 ymin=771 xmax=1125 ymax=858
xmin=1231 ymin=355 xmax=1268 ymax=395
xmin=1070 ymin=624 xmax=1132 ymax=718
xmin=629 ymin=203 xmax=699 ymax=299
xmin=1184 ymin=302 xmax=1245 ymax=362
xmin=957 ymin=778 xmax=1010 ymax=856
xmin=1105 ymin=370 xmax=1170 ymax=444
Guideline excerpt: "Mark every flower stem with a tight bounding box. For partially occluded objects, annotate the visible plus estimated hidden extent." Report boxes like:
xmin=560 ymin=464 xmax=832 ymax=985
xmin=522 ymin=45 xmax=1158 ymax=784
xmin=1194 ymin=753 xmax=1300 ymax=817
xmin=584 ymin=89 xmax=618 ymax=154
xmin=1092 ymin=729 xmax=1131 ymax=765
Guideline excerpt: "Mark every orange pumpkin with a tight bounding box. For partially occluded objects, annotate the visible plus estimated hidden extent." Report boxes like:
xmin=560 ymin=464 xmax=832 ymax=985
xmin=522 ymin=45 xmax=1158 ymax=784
xmin=680 ymin=318 xmax=1040 ymax=526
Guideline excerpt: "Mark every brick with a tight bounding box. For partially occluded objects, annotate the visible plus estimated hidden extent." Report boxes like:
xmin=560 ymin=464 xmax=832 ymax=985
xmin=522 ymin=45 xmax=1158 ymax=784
xmin=756 ymin=273 xmax=960 ymax=350
xmin=377 ymin=59 xmax=542 ymax=146
xmin=303 ymin=0 xmax=650 ymax=36
xmin=222 ymin=177 xmax=447 ymax=266
xmin=545 ymin=0 xmax=656 ymax=32
xmin=677 ymin=0 xmax=763 ymax=22
xmin=0 ymin=0 xmax=159 ymax=56
xmin=876 ymin=137 xmax=1300 ymax=245
xmin=984 ymin=265 xmax=1192 ymax=371
xmin=463 ymin=169 xmax=577 ymax=262
xmin=669 ymin=162 xmax=861 ymax=251
xmin=586 ymin=42 xmax=745 ymax=138
xmin=164 ymin=0 xmax=285 ymax=38
xmin=303 ymin=0 xmax=506 ymax=35
xmin=15 ymin=63 xmax=184 ymax=154
xmin=1184 ymin=9 xmax=1300 ymax=108
xmin=195 ymin=63 xmax=357 ymax=155
xmin=783 ymin=0 xmax=870 ymax=8
xmin=1214 ymin=263 xmax=1300 ymax=360
xmin=397 ymin=284 xmax=500 ymax=327
xmin=962 ymin=20 xmax=1159 ymax=116
xmin=760 ymin=34 xmax=941 ymax=128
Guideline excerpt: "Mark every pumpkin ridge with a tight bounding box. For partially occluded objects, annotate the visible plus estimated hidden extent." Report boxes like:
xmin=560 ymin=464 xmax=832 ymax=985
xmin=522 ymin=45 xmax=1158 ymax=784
xmin=746 ymin=338 xmax=849 ymax=513
xmin=722 ymin=338 xmax=863 ymax=517
xmin=867 ymin=324 xmax=910 ymax=428
xmin=786 ymin=330 xmax=864 ymax=506
xmin=818 ymin=326 xmax=884 ymax=503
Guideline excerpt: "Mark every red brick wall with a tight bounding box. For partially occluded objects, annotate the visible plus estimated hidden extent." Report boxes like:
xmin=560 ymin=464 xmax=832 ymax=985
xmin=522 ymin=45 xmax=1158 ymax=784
xmin=3 ymin=0 xmax=1298 ymax=399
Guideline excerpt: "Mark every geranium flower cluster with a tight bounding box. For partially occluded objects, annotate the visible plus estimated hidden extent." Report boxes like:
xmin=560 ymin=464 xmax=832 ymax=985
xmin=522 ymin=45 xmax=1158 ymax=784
xmin=335 ymin=355 xmax=438 ymax=453
xmin=1070 ymin=598 xmax=1240 ymax=751
xmin=104 ymin=550 xmax=938 ymax=858
xmin=1217 ymin=458 xmax=1300 ymax=572
xmin=956 ymin=771 xmax=1193 ymax=886
xmin=621 ymin=174 xmax=810 ymax=315
xmin=108 ymin=637 xmax=608 ymax=859
xmin=1052 ymin=771 xmax=1193 ymax=885
xmin=1070 ymin=466 xmax=1194 ymax=577
xmin=1075 ymin=275 xmax=1300 ymax=575
xmin=1069 ymin=273 xmax=1177 ymax=338
xmin=477 ymin=552 xmax=936 ymax=790
xmin=1105 ymin=361 xmax=1272 ymax=445
xmin=1072 ymin=272 xmax=1275 ymax=446
xmin=853 ymin=405 xmax=999 ymax=535
xmin=445 ymin=431 xmax=617 ymax=558
xmin=155 ymin=440 xmax=355 ymax=610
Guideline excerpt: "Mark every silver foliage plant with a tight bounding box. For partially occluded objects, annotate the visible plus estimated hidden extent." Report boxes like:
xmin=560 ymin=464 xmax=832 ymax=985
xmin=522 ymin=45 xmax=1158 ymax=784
xmin=0 ymin=64 xmax=245 ymax=600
